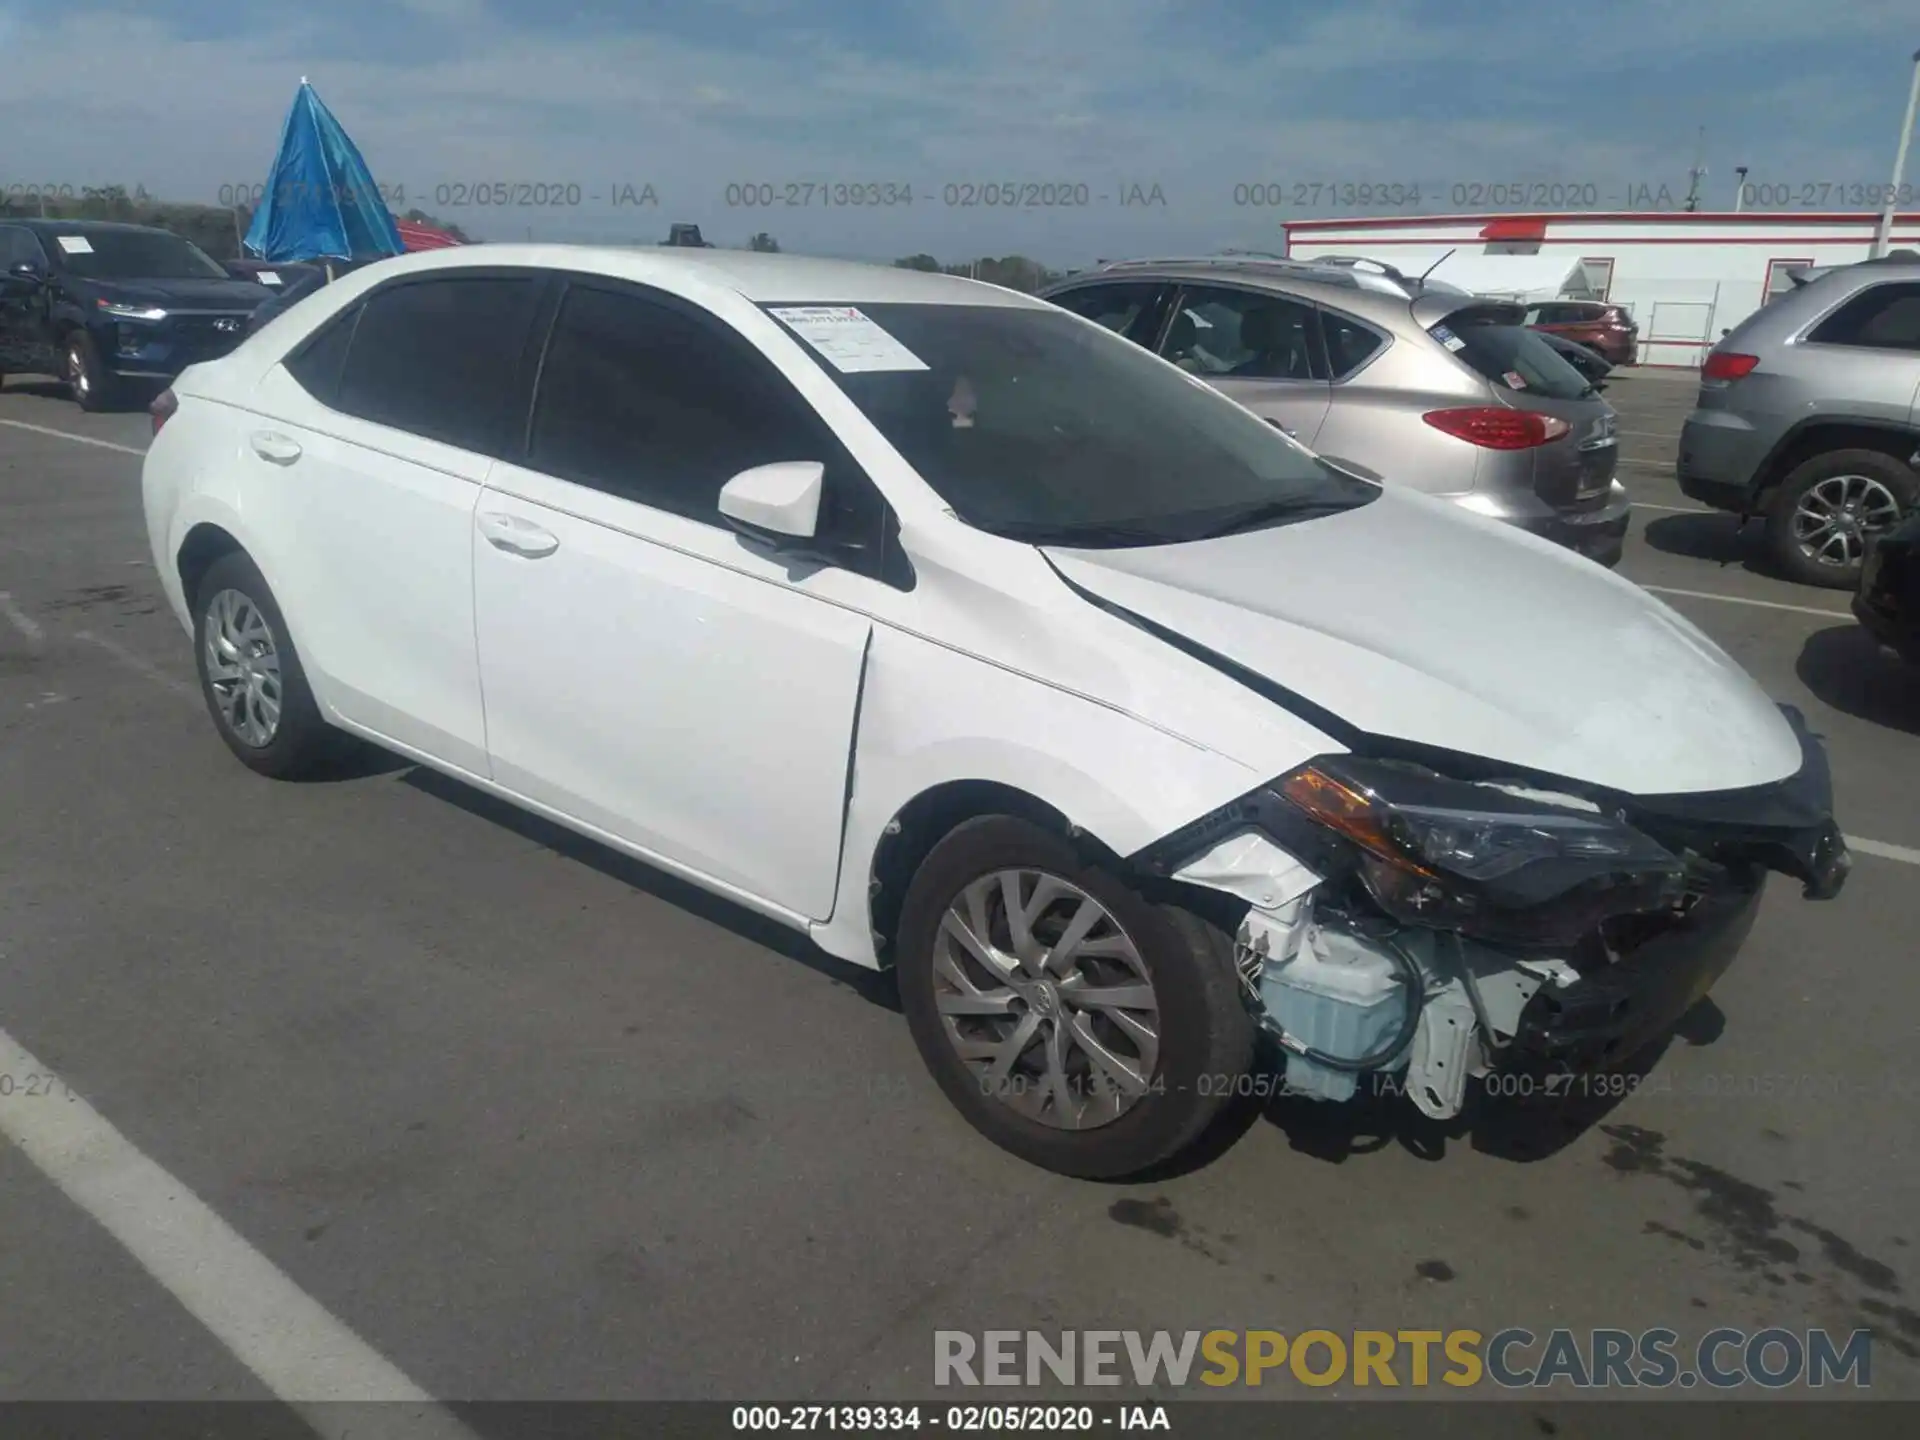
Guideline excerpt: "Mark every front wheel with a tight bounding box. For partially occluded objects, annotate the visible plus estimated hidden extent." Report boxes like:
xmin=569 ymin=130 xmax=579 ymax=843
xmin=896 ymin=816 xmax=1255 ymax=1179
xmin=65 ymin=331 xmax=123 ymax=413
xmin=1765 ymin=450 xmax=1916 ymax=589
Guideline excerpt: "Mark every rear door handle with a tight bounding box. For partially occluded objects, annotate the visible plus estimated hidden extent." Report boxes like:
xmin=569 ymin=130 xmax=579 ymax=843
xmin=249 ymin=431 xmax=302 ymax=464
xmin=478 ymin=510 xmax=559 ymax=558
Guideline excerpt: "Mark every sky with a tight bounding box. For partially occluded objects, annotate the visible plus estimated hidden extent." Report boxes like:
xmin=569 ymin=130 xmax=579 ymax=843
xmin=2 ymin=0 xmax=1918 ymax=265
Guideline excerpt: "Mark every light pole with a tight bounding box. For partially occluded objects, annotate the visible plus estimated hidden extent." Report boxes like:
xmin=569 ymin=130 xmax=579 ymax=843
xmin=1734 ymin=166 xmax=1749 ymax=211
xmin=1872 ymin=48 xmax=1920 ymax=258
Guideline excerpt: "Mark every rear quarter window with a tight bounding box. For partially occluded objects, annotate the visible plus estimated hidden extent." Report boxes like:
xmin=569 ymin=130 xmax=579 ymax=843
xmin=1431 ymin=306 xmax=1592 ymax=401
xmin=1808 ymin=282 xmax=1920 ymax=352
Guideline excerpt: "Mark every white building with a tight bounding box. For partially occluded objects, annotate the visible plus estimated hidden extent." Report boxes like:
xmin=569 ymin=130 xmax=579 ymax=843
xmin=1283 ymin=211 xmax=1920 ymax=368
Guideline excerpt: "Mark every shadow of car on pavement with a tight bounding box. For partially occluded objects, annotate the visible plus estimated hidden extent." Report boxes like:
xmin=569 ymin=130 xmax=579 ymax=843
xmin=1796 ymin=623 xmax=1920 ymax=738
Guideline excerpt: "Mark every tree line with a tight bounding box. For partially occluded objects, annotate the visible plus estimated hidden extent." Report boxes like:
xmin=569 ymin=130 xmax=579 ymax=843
xmin=0 ymin=194 xmax=1063 ymax=290
xmin=0 ymin=186 xmax=473 ymax=260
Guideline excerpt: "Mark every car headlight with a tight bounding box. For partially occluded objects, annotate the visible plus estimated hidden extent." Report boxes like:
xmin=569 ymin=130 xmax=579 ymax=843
xmin=1272 ymin=755 xmax=1687 ymax=946
xmin=96 ymin=301 xmax=167 ymax=320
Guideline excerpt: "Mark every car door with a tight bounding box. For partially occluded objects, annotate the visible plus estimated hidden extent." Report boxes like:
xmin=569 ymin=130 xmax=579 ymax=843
xmin=0 ymin=227 xmax=58 ymax=374
xmin=1155 ymin=284 xmax=1332 ymax=444
xmin=241 ymin=269 xmax=545 ymax=776
xmin=473 ymin=278 xmax=877 ymax=921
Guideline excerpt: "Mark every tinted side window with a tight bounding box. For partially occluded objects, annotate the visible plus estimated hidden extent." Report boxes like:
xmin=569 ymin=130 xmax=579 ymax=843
xmin=335 ymin=276 xmax=542 ymax=452
xmin=1048 ymin=283 xmax=1166 ymax=346
xmin=283 ymin=306 xmax=359 ymax=404
xmin=1160 ymin=287 xmax=1327 ymax=381
xmin=1809 ymin=282 xmax=1920 ymax=352
xmin=0 ymin=227 xmax=30 ymax=266
xmin=529 ymin=285 xmax=890 ymax=568
xmin=1322 ymin=311 xmax=1384 ymax=379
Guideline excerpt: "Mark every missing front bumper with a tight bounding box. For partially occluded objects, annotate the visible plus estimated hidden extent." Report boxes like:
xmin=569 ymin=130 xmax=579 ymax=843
xmin=1500 ymin=870 xmax=1765 ymax=1078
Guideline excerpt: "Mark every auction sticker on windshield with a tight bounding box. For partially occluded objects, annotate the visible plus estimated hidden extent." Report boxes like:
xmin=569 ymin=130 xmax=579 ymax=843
xmin=56 ymin=235 xmax=94 ymax=254
xmin=770 ymin=306 xmax=930 ymax=373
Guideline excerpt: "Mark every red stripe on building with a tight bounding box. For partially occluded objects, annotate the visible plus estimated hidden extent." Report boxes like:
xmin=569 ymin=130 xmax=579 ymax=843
xmin=1284 ymin=210 xmax=1920 ymax=232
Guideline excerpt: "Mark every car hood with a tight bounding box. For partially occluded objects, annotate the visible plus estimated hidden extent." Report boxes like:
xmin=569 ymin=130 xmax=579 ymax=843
xmin=75 ymin=277 xmax=268 ymax=311
xmin=1043 ymin=489 xmax=1804 ymax=798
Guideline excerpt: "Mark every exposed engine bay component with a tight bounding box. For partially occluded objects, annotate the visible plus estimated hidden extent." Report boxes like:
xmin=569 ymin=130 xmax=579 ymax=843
xmin=1174 ymin=830 xmax=1547 ymax=1118
xmin=1243 ymin=906 xmax=1545 ymax=1117
xmin=1153 ymin=710 xmax=1844 ymax=1123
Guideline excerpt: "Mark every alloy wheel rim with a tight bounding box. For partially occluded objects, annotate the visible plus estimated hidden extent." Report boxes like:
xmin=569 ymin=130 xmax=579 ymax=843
xmin=68 ymin=345 xmax=88 ymax=397
xmin=933 ymin=868 xmax=1161 ymax=1131
xmin=203 ymin=588 xmax=283 ymax=747
xmin=1792 ymin=474 xmax=1901 ymax=569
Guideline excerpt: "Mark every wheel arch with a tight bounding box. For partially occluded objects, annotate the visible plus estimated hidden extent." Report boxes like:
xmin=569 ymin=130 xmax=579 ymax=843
xmin=861 ymin=777 xmax=1246 ymax=969
xmin=175 ymin=520 xmax=246 ymax=611
xmin=1752 ymin=419 xmax=1920 ymax=505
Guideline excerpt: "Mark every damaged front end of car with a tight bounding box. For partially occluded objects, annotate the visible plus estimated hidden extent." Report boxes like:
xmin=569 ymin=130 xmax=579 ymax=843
xmin=1132 ymin=706 xmax=1850 ymax=1120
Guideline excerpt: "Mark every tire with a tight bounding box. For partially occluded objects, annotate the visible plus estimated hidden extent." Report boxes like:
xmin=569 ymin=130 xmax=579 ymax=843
xmin=1765 ymin=449 xmax=1917 ymax=590
xmin=65 ymin=330 xmax=123 ymax=413
xmin=897 ymin=815 xmax=1256 ymax=1179
xmin=191 ymin=551 xmax=336 ymax=778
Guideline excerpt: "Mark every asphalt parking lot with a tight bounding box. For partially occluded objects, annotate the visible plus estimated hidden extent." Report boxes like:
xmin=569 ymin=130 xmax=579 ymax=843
xmin=3 ymin=368 xmax=1919 ymax=1421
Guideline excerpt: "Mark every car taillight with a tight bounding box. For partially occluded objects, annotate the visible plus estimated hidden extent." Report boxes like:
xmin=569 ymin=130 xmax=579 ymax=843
xmin=1422 ymin=407 xmax=1571 ymax=450
xmin=150 ymin=388 xmax=178 ymax=437
xmin=1702 ymin=352 xmax=1760 ymax=381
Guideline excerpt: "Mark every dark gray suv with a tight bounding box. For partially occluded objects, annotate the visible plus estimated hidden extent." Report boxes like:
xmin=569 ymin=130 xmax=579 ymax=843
xmin=1679 ymin=255 xmax=1920 ymax=589
xmin=1043 ymin=257 xmax=1629 ymax=565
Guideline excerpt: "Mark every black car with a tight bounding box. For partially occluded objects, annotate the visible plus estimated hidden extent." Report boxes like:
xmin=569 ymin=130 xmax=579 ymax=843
xmin=0 ymin=219 xmax=270 ymax=411
xmin=1537 ymin=329 xmax=1614 ymax=387
xmin=1854 ymin=510 xmax=1920 ymax=665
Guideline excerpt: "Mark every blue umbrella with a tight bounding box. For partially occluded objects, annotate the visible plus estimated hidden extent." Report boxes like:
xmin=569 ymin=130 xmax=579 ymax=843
xmin=244 ymin=78 xmax=405 ymax=264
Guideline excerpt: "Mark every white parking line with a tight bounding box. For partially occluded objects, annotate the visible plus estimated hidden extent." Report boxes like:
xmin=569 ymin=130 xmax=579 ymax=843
xmin=0 ymin=1026 xmax=475 ymax=1435
xmin=1640 ymin=584 xmax=1850 ymax=619
xmin=1849 ymin=836 xmax=1920 ymax=866
xmin=73 ymin=629 xmax=197 ymax=696
xmin=1619 ymin=430 xmax=1681 ymax=441
xmin=1633 ymin=502 xmax=1712 ymax=514
xmin=1620 ymin=457 xmax=1677 ymax=470
xmin=0 ymin=417 xmax=147 ymax=457
xmin=0 ymin=590 xmax=45 ymax=645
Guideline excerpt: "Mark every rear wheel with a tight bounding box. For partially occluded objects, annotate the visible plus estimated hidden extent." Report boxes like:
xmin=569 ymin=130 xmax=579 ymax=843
xmin=1765 ymin=449 xmax=1915 ymax=589
xmin=897 ymin=816 xmax=1255 ymax=1179
xmin=65 ymin=330 xmax=123 ymax=413
xmin=191 ymin=551 xmax=336 ymax=778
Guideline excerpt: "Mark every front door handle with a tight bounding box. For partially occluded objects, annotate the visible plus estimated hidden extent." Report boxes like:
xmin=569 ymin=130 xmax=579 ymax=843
xmin=249 ymin=431 xmax=302 ymax=464
xmin=478 ymin=511 xmax=559 ymax=558
xmin=1263 ymin=417 xmax=1297 ymax=437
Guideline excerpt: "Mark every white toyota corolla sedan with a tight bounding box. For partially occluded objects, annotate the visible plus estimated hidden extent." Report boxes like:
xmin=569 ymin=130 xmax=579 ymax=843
xmin=142 ymin=245 xmax=1849 ymax=1177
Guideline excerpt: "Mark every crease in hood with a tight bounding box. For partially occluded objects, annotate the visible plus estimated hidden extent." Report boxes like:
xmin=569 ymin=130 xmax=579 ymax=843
xmin=1043 ymin=488 xmax=1805 ymax=798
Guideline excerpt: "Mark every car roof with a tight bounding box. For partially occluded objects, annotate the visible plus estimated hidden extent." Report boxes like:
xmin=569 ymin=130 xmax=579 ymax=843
xmin=15 ymin=218 xmax=179 ymax=237
xmin=317 ymin=243 xmax=1050 ymax=309
xmin=1045 ymin=259 xmax=1438 ymax=325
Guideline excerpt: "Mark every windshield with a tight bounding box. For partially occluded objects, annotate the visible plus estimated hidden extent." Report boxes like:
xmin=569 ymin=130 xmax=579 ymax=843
xmin=765 ymin=302 xmax=1376 ymax=546
xmin=48 ymin=229 xmax=229 ymax=281
xmin=1434 ymin=305 xmax=1593 ymax=401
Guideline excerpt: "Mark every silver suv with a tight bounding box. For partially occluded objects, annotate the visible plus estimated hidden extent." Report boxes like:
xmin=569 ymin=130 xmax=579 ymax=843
xmin=1042 ymin=256 xmax=1629 ymax=565
xmin=1679 ymin=254 xmax=1920 ymax=589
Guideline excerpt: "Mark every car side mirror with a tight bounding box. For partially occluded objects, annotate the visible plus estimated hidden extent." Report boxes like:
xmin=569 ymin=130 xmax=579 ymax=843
xmin=3 ymin=260 xmax=44 ymax=293
xmin=718 ymin=461 xmax=826 ymax=548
